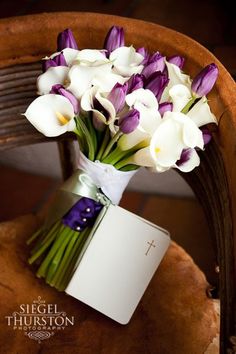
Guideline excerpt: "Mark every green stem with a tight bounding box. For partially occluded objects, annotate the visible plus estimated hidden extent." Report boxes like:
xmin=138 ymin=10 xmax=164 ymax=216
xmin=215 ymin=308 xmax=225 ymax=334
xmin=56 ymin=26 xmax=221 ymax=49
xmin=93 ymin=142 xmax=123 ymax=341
xmin=115 ymin=156 xmax=135 ymax=170
xmin=26 ymin=227 xmax=43 ymax=245
xmin=28 ymin=222 xmax=61 ymax=264
xmin=101 ymin=131 xmax=122 ymax=160
xmin=46 ymin=229 xmax=74 ymax=284
xmin=86 ymin=114 xmax=98 ymax=156
xmin=36 ymin=225 xmax=71 ymax=278
xmin=96 ymin=127 xmax=110 ymax=161
xmin=75 ymin=115 xmax=95 ymax=161
xmin=30 ymin=221 xmax=61 ymax=255
xmin=119 ymin=164 xmax=140 ymax=171
xmin=181 ymin=96 xmax=196 ymax=114
xmin=57 ymin=228 xmax=91 ymax=291
xmin=50 ymin=230 xmax=80 ymax=287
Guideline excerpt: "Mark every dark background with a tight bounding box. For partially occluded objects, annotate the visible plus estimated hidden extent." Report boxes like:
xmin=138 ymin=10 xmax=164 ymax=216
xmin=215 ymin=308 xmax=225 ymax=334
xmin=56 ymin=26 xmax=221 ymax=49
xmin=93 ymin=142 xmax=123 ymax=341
xmin=0 ymin=0 xmax=235 ymax=78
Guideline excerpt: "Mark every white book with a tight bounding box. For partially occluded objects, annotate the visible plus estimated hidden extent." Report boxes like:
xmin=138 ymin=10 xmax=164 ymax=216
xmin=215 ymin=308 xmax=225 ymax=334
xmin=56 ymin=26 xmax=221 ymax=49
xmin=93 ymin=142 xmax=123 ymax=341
xmin=66 ymin=205 xmax=170 ymax=324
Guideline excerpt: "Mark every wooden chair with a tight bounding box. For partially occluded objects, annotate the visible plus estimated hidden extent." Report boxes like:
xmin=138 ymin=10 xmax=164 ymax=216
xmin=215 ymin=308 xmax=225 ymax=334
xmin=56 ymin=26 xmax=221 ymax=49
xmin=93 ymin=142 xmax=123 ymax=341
xmin=0 ymin=13 xmax=235 ymax=353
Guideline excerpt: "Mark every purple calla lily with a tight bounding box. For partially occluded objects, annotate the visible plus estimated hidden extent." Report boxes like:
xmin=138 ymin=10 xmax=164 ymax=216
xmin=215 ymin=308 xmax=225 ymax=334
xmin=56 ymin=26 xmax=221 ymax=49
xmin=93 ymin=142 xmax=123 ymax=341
xmin=168 ymin=55 xmax=185 ymax=69
xmin=142 ymin=53 xmax=165 ymax=78
xmin=119 ymin=109 xmax=140 ymax=134
xmin=127 ymin=74 xmax=144 ymax=93
xmin=42 ymin=52 xmax=67 ymax=72
xmin=57 ymin=28 xmax=78 ymax=51
xmin=104 ymin=26 xmax=125 ymax=53
xmin=145 ymin=71 xmax=169 ymax=102
xmin=108 ymin=82 xmax=128 ymax=113
xmin=191 ymin=63 xmax=218 ymax=97
xmin=50 ymin=84 xmax=80 ymax=114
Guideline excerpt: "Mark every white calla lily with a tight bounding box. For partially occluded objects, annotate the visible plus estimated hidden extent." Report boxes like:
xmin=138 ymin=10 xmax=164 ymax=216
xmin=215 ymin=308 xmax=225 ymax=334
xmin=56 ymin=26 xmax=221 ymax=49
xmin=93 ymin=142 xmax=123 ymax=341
xmin=161 ymin=61 xmax=191 ymax=102
xmin=37 ymin=66 xmax=69 ymax=95
xmin=24 ymin=94 xmax=75 ymax=137
xmin=110 ymin=46 xmax=144 ymax=77
xmin=149 ymin=111 xmax=204 ymax=170
xmin=48 ymin=48 xmax=80 ymax=66
xmin=66 ymin=62 xmax=113 ymax=98
xmin=187 ymin=96 xmax=218 ymax=127
xmin=119 ymin=88 xmax=161 ymax=151
xmin=169 ymin=84 xmax=192 ymax=112
xmin=81 ymin=87 xmax=116 ymax=124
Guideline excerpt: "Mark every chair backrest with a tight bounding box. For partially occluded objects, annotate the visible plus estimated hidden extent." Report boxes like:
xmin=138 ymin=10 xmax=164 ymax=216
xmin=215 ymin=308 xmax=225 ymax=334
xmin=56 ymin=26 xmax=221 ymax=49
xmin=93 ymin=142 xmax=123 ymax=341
xmin=0 ymin=13 xmax=236 ymax=353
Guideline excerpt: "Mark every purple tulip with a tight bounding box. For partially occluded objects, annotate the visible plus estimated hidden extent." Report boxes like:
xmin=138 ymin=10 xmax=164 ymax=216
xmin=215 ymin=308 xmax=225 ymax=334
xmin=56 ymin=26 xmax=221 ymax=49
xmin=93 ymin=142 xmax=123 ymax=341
xmin=168 ymin=55 xmax=185 ymax=69
xmin=57 ymin=28 xmax=78 ymax=51
xmin=142 ymin=52 xmax=165 ymax=78
xmin=42 ymin=52 xmax=67 ymax=72
xmin=104 ymin=26 xmax=125 ymax=53
xmin=145 ymin=71 xmax=169 ymax=102
xmin=201 ymin=128 xmax=212 ymax=145
xmin=119 ymin=109 xmax=140 ymax=134
xmin=158 ymin=102 xmax=173 ymax=116
xmin=137 ymin=47 xmax=149 ymax=64
xmin=191 ymin=63 xmax=218 ymax=97
xmin=108 ymin=82 xmax=128 ymax=113
xmin=50 ymin=84 xmax=80 ymax=114
xmin=127 ymin=74 xmax=144 ymax=93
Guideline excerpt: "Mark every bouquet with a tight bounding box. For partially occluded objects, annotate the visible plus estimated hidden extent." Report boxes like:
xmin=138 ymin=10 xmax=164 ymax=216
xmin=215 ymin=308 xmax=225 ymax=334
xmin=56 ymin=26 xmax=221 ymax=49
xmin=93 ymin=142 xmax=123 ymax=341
xmin=25 ymin=26 xmax=218 ymax=322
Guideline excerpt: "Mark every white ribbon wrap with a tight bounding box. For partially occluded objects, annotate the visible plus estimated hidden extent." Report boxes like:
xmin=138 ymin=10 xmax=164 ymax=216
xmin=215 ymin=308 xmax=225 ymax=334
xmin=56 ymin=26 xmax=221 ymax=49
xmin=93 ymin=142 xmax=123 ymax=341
xmin=77 ymin=152 xmax=138 ymax=205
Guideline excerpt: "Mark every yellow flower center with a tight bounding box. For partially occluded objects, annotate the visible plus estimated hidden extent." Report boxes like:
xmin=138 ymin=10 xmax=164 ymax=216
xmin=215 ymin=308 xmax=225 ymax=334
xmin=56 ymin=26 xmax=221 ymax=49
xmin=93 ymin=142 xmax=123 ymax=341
xmin=155 ymin=147 xmax=160 ymax=155
xmin=56 ymin=112 xmax=69 ymax=125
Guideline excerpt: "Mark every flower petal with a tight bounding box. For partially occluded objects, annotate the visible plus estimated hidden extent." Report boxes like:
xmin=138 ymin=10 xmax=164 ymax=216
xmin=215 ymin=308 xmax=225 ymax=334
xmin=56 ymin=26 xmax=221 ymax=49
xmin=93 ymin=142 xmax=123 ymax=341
xmin=37 ymin=66 xmax=69 ymax=95
xmin=187 ymin=96 xmax=218 ymax=127
xmin=176 ymin=148 xmax=200 ymax=172
xmin=24 ymin=94 xmax=75 ymax=137
xmin=110 ymin=46 xmax=144 ymax=77
xmin=169 ymin=84 xmax=192 ymax=112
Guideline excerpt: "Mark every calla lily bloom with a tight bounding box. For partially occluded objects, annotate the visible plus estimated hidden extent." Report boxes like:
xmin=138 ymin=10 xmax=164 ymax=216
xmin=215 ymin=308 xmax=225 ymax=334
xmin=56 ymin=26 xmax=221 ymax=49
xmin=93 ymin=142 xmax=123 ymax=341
xmin=149 ymin=111 xmax=204 ymax=169
xmin=110 ymin=46 xmax=144 ymax=77
xmin=145 ymin=71 xmax=169 ymax=102
xmin=50 ymin=84 xmax=80 ymax=114
xmin=57 ymin=28 xmax=78 ymax=51
xmin=169 ymin=84 xmax=192 ymax=112
xmin=24 ymin=94 xmax=75 ymax=137
xmin=168 ymin=55 xmax=185 ymax=69
xmin=161 ymin=61 xmax=191 ymax=102
xmin=42 ymin=52 xmax=67 ymax=72
xmin=131 ymin=111 xmax=204 ymax=171
xmin=107 ymin=82 xmax=128 ymax=113
xmin=191 ymin=63 xmax=218 ymax=97
xmin=127 ymin=74 xmax=144 ymax=93
xmin=74 ymin=49 xmax=110 ymax=65
xmin=158 ymin=102 xmax=173 ymax=116
xmin=119 ymin=88 xmax=161 ymax=150
xmin=187 ymin=97 xmax=217 ymax=127
xmin=67 ymin=63 xmax=124 ymax=99
xmin=118 ymin=109 xmax=140 ymax=134
xmin=104 ymin=26 xmax=125 ymax=53
xmin=142 ymin=53 xmax=165 ymax=78
xmin=37 ymin=66 xmax=70 ymax=95
xmin=81 ymin=87 xmax=116 ymax=125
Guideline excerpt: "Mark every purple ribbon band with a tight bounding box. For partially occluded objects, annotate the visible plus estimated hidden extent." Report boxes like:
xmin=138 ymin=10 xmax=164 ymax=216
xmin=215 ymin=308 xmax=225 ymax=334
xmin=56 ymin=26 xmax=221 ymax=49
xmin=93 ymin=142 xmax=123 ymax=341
xmin=62 ymin=197 xmax=103 ymax=231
